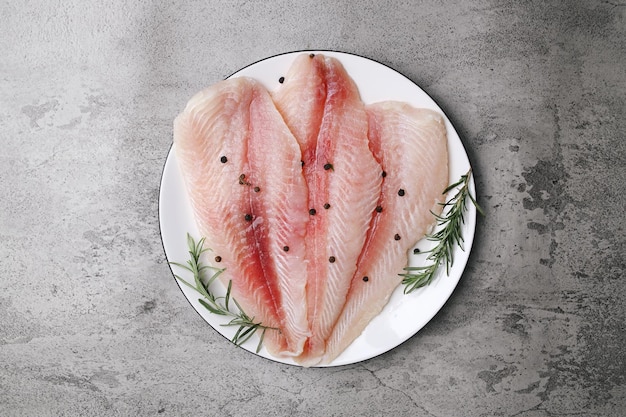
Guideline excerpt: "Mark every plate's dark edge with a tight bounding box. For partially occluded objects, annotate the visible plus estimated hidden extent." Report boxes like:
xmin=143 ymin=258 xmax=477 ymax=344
xmin=157 ymin=48 xmax=479 ymax=370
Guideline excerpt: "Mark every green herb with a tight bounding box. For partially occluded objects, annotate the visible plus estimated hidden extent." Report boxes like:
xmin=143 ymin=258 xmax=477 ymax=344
xmin=401 ymin=169 xmax=484 ymax=294
xmin=170 ymin=234 xmax=278 ymax=352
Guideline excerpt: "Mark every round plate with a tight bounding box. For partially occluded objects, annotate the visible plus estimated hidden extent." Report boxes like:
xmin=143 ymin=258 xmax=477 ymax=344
xmin=159 ymin=50 xmax=476 ymax=367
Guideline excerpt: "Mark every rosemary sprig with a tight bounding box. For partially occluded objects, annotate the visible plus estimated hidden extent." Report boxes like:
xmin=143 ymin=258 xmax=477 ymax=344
xmin=170 ymin=233 xmax=278 ymax=352
xmin=401 ymin=169 xmax=484 ymax=294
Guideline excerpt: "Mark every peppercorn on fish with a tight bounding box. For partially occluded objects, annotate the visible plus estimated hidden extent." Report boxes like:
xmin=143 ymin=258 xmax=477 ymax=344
xmin=321 ymin=102 xmax=449 ymax=364
xmin=273 ymin=54 xmax=383 ymax=366
xmin=173 ymin=77 xmax=311 ymax=357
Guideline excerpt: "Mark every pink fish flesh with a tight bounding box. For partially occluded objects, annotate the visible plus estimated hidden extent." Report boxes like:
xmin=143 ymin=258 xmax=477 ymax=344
xmin=173 ymin=77 xmax=310 ymax=357
xmin=273 ymin=54 xmax=383 ymax=366
xmin=322 ymin=101 xmax=449 ymax=364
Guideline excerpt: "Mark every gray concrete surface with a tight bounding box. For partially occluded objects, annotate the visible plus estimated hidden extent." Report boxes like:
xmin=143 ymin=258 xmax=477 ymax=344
xmin=1 ymin=1 xmax=625 ymax=416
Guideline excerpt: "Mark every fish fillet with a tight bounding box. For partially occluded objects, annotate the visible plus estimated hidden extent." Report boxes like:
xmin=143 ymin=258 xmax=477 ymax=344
xmin=173 ymin=77 xmax=310 ymax=357
xmin=322 ymin=102 xmax=449 ymax=364
xmin=273 ymin=54 xmax=383 ymax=365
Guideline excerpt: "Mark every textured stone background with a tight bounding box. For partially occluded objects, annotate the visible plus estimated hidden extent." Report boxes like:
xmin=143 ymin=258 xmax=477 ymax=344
xmin=1 ymin=1 xmax=625 ymax=416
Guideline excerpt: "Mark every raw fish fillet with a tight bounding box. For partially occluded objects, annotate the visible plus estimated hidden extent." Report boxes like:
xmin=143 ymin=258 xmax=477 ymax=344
xmin=174 ymin=77 xmax=310 ymax=357
xmin=273 ymin=54 xmax=383 ymax=365
xmin=322 ymin=102 xmax=449 ymax=364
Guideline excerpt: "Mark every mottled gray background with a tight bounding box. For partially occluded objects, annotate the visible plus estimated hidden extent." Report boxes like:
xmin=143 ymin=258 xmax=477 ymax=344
xmin=1 ymin=0 xmax=625 ymax=416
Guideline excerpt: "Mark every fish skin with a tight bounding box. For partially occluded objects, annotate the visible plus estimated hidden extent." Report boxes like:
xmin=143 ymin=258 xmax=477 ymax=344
xmin=173 ymin=77 xmax=310 ymax=357
xmin=322 ymin=102 xmax=449 ymax=365
xmin=274 ymin=54 xmax=383 ymax=366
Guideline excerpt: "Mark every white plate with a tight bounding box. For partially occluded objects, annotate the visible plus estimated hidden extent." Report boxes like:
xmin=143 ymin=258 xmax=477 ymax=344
xmin=159 ymin=50 xmax=476 ymax=367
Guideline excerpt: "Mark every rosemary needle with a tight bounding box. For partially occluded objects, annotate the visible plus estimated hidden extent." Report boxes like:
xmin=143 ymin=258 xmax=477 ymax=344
xmin=170 ymin=233 xmax=278 ymax=352
xmin=401 ymin=169 xmax=484 ymax=294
